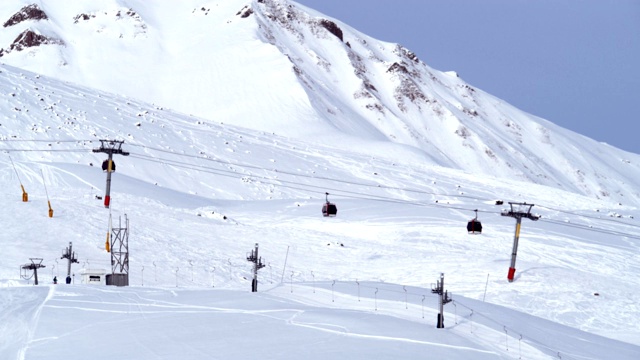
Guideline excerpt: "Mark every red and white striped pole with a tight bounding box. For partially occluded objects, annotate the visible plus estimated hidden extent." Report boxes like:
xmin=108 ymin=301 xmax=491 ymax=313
xmin=502 ymin=202 xmax=539 ymax=282
xmin=508 ymin=217 xmax=523 ymax=282
xmin=104 ymin=155 xmax=114 ymax=208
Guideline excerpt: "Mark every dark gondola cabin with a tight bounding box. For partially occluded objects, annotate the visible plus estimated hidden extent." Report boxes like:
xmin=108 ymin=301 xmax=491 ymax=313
xmin=467 ymin=210 xmax=482 ymax=234
xmin=322 ymin=192 xmax=337 ymax=217
xmin=101 ymin=159 xmax=116 ymax=172
xmin=322 ymin=203 xmax=337 ymax=217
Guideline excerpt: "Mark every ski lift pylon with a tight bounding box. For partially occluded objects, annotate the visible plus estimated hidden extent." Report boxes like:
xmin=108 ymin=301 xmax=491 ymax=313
xmin=322 ymin=192 xmax=337 ymax=217
xmin=467 ymin=209 xmax=482 ymax=234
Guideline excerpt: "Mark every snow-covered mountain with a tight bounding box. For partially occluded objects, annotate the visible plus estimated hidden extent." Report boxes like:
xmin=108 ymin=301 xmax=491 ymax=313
xmin=1 ymin=1 xmax=640 ymax=359
xmin=2 ymin=61 xmax=639 ymax=358
xmin=1 ymin=0 xmax=640 ymax=205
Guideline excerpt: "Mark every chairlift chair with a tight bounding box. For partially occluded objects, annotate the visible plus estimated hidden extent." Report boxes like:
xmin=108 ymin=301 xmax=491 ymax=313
xmin=467 ymin=209 xmax=482 ymax=234
xmin=322 ymin=192 xmax=337 ymax=217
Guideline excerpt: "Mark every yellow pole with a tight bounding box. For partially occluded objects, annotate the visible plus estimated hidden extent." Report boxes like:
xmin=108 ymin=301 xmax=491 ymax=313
xmin=10 ymin=156 xmax=28 ymax=202
xmin=105 ymin=212 xmax=112 ymax=252
xmin=21 ymin=185 xmax=28 ymax=202
xmin=40 ymin=169 xmax=53 ymax=218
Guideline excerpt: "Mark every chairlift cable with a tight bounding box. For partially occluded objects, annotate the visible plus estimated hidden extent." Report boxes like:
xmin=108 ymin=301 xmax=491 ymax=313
xmin=0 ymin=148 xmax=91 ymax=153
xmin=130 ymin=151 xmax=640 ymax=238
xmin=0 ymin=139 xmax=95 ymax=143
xmin=4 ymin=140 xmax=640 ymax=239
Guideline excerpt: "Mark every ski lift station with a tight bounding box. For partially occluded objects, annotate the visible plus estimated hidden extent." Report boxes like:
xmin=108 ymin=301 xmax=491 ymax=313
xmin=80 ymin=268 xmax=107 ymax=285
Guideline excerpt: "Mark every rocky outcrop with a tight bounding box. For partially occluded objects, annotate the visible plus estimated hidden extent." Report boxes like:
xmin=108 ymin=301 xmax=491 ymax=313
xmin=317 ymin=19 xmax=343 ymax=42
xmin=3 ymin=4 xmax=48 ymax=27
xmin=236 ymin=6 xmax=254 ymax=18
xmin=73 ymin=13 xmax=96 ymax=23
xmin=0 ymin=29 xmax=64 ymax=57
xmin=72 ymin=8 xmax=147 ymax=38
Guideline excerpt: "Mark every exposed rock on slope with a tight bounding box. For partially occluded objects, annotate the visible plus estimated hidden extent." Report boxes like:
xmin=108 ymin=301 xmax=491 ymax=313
xmin=72 ymin=8 xmax=148 ymax=38
xmin=0 ymin=29 xmax=64 ymax=57
xmin=3 ymin=4 xmax=47 ymax=27
xmin=1 ymin=4 xmax=63 ymax=57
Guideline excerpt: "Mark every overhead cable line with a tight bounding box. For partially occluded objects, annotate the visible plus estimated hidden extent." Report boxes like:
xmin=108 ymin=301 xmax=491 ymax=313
xmin=0 ymin=148 xmax=91 ymax=153
xmin=129 ymin=144 xmax=640 ymax=228
xmin=130 ymin=152 xmax=497 ymax=214
xmin=139 ymin=147 xmax=640 ymax=229
xmin=127 ymin=143 xmax=492 ymax=202
xmin=4 ymin=140 xmax=617 ymax=219
xmin=539 ymin=218 xmax=640 ymax=241
xmin=3 ymin=140 xmax=640 ymax=239
xmin=129 ymin=153 xmax=522 ymax=218
xmin=131 ymin=151 xmax=640 ymax=240
xmin=4 ymin=140 xmax=639 ymax=223
xmin=537 ymin=204 xmax=640 ymax=229
xmin=0 ymin=139 xmax=96 ymax=143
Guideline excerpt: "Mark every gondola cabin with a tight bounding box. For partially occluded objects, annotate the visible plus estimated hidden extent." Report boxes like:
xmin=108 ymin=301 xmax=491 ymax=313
xmin=322 ymin=192 xmax=337 ymax=217
xmin=467 ymin=219 xmax=482 ymax=234
xmin=322 ymin=202 xmax=337 ymax=217
xmin=467 ymin=210 xmax=482 ymax=234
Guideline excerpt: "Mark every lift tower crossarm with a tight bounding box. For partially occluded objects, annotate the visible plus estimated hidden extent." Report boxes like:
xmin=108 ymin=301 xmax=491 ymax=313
xmin=92 ymin=140 xmax=129 ymax=208
xmin=501 ymin=202 xmax=540 ymax=282
xmin=21 ymin=258 xmax=46 ymax=285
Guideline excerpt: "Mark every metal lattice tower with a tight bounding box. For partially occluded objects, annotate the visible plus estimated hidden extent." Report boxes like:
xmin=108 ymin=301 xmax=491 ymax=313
xmin=109 ymin=215 xmax=130 ymax=286
xmin=92 ymin=140 xmax=129 ymax=208
xmin=501 ymin=202 xmax=540 ymax=282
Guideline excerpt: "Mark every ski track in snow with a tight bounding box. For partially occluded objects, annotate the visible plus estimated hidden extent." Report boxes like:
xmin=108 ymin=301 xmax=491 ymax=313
xmin=287 ymin=310 xmax=497 ymax=356
xmin=13 ymin=286 xmax=53 ymax=360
